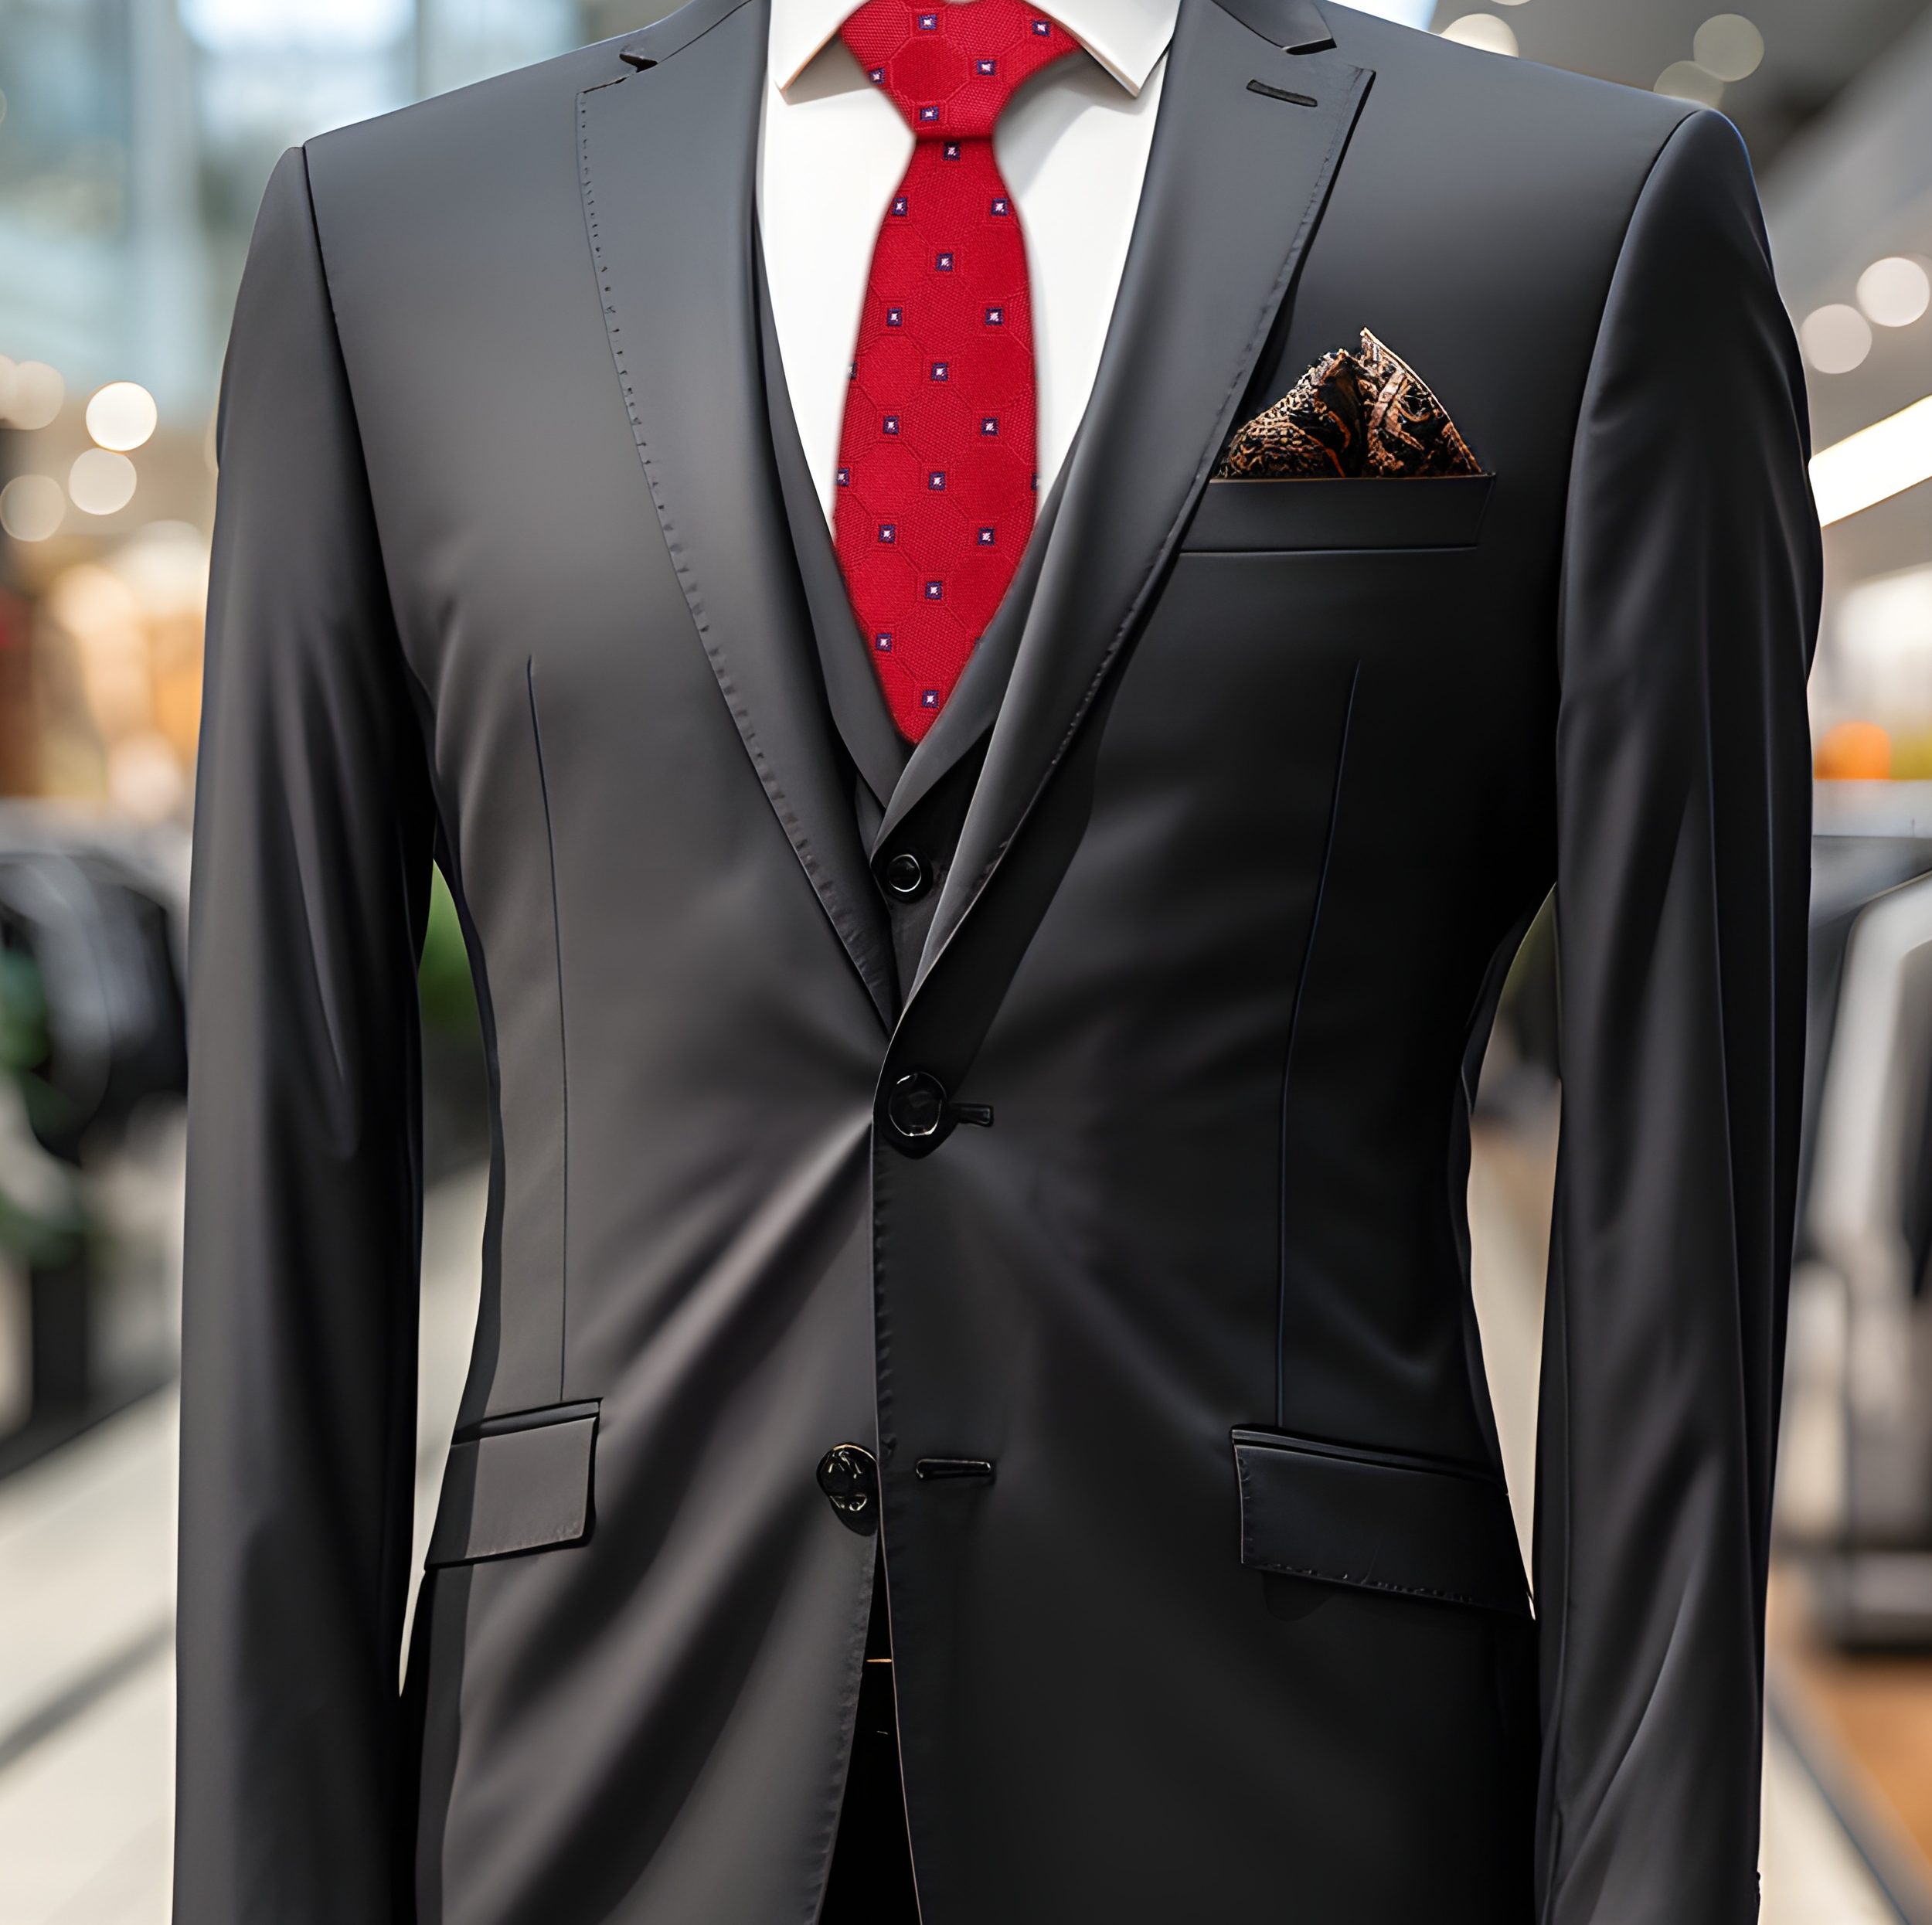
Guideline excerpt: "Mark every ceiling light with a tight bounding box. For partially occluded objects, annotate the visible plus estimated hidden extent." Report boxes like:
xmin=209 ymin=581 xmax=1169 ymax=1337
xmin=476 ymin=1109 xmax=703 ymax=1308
xmin=1811 ymin=396 xmax=1932 ymax=525
xmin=1802 ymin=304 xmax=1873 ymax=374
xmin=1857 ymin=257 xmax=1931 ymax=330
xmin=1692 ymin=14 xmax=1763 ymax=81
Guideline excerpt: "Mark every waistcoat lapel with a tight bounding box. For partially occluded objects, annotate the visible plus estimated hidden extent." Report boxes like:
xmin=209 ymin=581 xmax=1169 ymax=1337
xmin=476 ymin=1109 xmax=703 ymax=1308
xmin=761 ymin=237 xmax=1073 ymax=863
xmin=887 ymin=0 xmax=1372 ymax=1080
xmin=580 ymin=0 xmax=896 ymax=1025
xmin=759 ymin=247 xmax=911 ymax=816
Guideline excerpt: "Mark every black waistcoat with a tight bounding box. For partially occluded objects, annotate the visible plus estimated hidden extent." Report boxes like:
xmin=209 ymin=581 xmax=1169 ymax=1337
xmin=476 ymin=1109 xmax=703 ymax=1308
xmin=759 ymin=263 xmax=1068 ymax=1007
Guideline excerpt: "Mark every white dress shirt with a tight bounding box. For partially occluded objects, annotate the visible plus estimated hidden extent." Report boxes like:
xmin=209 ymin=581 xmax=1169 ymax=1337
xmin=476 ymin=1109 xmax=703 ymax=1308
xmin=759 ymin=0 xmax=1180 ymax=522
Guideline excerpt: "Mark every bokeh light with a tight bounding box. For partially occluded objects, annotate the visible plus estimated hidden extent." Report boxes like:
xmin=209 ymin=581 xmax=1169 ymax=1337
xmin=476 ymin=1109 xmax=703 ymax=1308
xmin=85 ymin=383 xmax=159 ymax=453
xmin=1803 ymin=303 xmax=1874 ymax=374
xmin=1693 ymin=14 xmax=1764 ymax=82
xmin=1655 ymin=60 xmax=1725 ymax=107
xmin=1 ymin=362 xmax=66 ymax=431
xmin=1857 ymin=257 xmax=1932 ymax=329
xmin=1815 ymin=720 xmax=1892 ymax=780
xmin=1440 ymin=15 xmax=1518 ymax=56
xmin=0 ymin=475 xmax=66 ymax=542
xmin=68 ymin=451 xmax=139 ymax=518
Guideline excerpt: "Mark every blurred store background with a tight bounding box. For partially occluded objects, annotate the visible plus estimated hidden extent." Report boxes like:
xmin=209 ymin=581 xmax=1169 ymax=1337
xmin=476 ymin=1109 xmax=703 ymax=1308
xmin=2 ymin=0 xmax=1932 ymax=1919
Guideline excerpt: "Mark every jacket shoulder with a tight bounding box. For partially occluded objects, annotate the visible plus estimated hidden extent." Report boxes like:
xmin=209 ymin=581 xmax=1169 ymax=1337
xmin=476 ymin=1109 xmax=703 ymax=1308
xmin=304 ymin=0 xmax=757 ymax=187
xmin=1323 ymin=3 xmax=1694 ymax=176
xmin=302 ymin=33 xmax=638 ymax=202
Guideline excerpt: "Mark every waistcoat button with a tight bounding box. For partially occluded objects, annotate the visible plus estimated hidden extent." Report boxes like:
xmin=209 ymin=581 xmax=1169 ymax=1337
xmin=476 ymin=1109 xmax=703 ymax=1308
xmin=818 ymin=1444 xmax=879 ymax=1533
xmin=886 ymin=1070 xmax=947 ymax=1140
xmin=883 ymin=850 xmax=930 ymax=900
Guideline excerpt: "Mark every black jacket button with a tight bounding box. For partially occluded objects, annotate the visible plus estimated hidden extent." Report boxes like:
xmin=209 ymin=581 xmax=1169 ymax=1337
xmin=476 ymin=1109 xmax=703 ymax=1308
xmin=818 ymin=1444 xmax=879 ymax=1533
xmin=883 ymin=850 xmax=929 ymax=900
xmin=886 ymin=1071 xmax=947 ymax=1140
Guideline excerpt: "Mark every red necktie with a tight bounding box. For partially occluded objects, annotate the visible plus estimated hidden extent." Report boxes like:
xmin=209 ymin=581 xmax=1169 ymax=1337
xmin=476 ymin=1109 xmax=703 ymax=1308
xmin=835 ymin=0 xmax=1078 ymax=743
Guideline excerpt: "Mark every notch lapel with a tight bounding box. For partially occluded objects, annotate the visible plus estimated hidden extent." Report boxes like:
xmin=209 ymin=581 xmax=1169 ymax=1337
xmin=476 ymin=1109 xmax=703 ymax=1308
xmin=906 ymin=0 xmax=1371 ymax=1007
xmin=580 ymin=0 xmax=896 ymax=1025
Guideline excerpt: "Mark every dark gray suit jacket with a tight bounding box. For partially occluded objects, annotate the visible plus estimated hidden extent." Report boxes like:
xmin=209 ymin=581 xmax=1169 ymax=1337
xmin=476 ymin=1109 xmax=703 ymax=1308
xmin=175 ymin=0 xmax=1819 ymax=1918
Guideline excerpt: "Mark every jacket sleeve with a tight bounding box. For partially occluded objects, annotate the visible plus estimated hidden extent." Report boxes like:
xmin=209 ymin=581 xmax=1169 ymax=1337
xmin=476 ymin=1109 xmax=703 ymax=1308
xmin=1539 ymin=108 xmax=1819 ymax=1923
xmin=175 ymin=147 xmax=436 ymax=1922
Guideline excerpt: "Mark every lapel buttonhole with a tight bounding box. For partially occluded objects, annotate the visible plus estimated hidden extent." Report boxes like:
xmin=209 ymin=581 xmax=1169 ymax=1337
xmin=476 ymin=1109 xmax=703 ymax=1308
xmin=1247 ymin=77 xmax=1316 ymax=105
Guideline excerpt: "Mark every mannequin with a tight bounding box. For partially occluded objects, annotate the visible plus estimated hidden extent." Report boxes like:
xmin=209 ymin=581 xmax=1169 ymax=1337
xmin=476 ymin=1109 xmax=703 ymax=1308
xmin=176 ymin=1 xmax=1818 ymax=1918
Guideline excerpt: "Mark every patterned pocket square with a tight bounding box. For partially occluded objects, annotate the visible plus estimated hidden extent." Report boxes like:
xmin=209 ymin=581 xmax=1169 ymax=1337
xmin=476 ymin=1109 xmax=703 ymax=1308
xmin=1216 ymin=329 xmax=1483 ymax=480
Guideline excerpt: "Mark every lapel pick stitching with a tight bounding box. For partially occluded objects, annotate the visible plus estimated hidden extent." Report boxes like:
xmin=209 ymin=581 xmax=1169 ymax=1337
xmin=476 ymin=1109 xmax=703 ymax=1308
xmin=577 ymin=19 xmax=899 ymax=1026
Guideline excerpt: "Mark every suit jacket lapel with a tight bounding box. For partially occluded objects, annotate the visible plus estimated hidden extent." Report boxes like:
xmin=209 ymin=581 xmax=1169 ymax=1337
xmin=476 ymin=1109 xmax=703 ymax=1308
xmin=580 ymin=0 xmax=896 ymax=1025
xmin=908 ymin=0 xmax=1371 ymax=998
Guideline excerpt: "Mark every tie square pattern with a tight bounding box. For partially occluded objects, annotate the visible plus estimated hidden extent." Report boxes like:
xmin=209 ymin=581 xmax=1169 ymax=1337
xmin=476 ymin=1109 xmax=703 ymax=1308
xmin=835 ymin=0 xmax=1077 ymax=740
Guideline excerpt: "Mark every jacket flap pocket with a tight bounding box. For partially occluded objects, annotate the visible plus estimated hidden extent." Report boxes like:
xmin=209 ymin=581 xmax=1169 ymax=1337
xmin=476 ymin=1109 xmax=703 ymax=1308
xmin=1183 ymin=475 xmax=1493 ymax=553
xmin=1232 ymin=1427 xmax=1527 ymax=1616
xmin=428 ymin=1402 xmax=599 ymax=1567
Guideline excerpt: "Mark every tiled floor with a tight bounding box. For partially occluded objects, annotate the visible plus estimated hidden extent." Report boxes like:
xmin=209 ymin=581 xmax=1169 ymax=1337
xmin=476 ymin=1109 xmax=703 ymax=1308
xmin=0 ymin=1155 xmax=1901 ymax=1920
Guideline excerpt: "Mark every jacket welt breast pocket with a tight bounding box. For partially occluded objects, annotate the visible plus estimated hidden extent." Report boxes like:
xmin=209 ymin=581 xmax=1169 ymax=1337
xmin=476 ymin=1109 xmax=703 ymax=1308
xmin=1232 ymin=1427 xmax=1527 ymax=1616
xmin=427 ymin=1400 xmax=600 ymax=1566
xmin=1182 ymin=475 xmax=1494 ymax=554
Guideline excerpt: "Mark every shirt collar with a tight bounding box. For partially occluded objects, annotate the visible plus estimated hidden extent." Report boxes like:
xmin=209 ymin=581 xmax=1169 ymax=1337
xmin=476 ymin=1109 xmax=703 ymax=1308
xmin=770 ymin=0 xmax=1179 ymax=98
